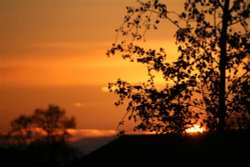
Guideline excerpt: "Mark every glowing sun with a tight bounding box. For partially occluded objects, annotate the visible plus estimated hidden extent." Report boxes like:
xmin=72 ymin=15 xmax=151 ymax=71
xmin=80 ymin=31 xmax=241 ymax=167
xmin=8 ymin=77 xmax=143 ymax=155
xmin=185 ymin=125 xmax=205 ymax=134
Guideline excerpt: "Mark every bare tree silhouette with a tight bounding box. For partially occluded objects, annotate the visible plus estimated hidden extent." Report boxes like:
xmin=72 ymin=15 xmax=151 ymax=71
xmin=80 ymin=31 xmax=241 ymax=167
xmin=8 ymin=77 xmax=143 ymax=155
xmin=107 ymin=0 xmax=249 ymax=134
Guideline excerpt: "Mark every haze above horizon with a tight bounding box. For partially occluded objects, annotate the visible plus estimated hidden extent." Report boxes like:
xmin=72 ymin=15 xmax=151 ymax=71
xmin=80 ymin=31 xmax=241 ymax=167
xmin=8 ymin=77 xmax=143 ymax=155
xmin=0 ymin=0 xmax=182 ymax=132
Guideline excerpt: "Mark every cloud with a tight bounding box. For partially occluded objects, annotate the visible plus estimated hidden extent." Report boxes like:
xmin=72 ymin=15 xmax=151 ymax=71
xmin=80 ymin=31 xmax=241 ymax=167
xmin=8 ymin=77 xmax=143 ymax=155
xmin=73 ymin=102 xmax=85 ymax=108
xmin=101 ymin=86 xmax=109 ymax=93
xmin=68 ymin=129 xmax=116 ymax=141
xmin=101 ymin=85 xmax=119 ymax=93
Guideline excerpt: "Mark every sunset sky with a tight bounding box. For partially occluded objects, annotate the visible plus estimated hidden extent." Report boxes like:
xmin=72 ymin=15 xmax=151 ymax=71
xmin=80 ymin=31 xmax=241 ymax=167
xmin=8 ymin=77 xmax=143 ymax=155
xmin=0 ymin=0 xmax=182 ymax=133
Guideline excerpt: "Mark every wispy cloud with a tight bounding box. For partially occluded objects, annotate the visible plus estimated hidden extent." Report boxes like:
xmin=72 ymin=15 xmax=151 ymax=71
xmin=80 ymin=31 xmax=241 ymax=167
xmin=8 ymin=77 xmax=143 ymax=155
xmin=73 ymin=102 xmax=85 ymax=108
xmin=68 ymin=129 xmax=116 ymax=141
xmin=101 ymin=86 xmax=109 ymax=93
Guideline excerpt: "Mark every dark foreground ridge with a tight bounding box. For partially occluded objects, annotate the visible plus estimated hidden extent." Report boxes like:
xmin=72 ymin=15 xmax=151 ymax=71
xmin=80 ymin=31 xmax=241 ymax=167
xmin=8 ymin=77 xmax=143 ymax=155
xmin=71 ymin=131 xmax=250 ymax=167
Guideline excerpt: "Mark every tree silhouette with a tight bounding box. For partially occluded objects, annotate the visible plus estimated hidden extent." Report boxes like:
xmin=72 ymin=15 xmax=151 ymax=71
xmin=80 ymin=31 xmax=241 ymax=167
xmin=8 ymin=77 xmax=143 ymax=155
xmin=2 ymin=105 xmax=81 ymax=167
xmin=10 ymin=115 xmax=33 ymax=143
xmin=10 ymin=104 xmax=76 ymax=143
xmin=107 ymin=0 xmax=249 ymax=133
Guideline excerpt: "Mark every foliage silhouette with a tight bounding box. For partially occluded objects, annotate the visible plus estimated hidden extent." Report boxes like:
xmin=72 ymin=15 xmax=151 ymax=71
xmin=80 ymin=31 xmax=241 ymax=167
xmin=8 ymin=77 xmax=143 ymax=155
xmin=0 ymin=104 xmax=81 ymax=167
xmin=107 ymin=0 xmax=249 ymax=134
xmin=10 ymin=104 xmax=76 ymax=143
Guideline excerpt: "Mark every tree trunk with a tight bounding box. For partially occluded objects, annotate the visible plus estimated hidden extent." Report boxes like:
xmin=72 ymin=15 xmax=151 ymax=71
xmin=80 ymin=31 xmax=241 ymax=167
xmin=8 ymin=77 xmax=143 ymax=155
xmin=218 ymin=0 xmax=230 ymax=132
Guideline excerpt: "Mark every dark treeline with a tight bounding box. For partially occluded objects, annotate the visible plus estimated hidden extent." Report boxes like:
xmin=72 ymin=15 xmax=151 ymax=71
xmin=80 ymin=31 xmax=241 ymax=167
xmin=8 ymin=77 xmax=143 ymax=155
xmin=0 ymin=140 xmax=81 ymax=167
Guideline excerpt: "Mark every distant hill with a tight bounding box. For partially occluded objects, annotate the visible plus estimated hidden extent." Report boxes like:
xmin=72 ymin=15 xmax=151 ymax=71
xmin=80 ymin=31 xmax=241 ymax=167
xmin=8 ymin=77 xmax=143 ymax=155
xmin=70 ymin=136 xmax=116 ymax=155
xmin=70 ymin=131 xmax=250 ymax=167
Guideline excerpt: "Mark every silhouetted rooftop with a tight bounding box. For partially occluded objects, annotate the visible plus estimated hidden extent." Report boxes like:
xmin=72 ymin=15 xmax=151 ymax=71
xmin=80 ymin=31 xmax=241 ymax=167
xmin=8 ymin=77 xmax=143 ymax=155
xmin=71 ymin=131 xmax=250 ymax=167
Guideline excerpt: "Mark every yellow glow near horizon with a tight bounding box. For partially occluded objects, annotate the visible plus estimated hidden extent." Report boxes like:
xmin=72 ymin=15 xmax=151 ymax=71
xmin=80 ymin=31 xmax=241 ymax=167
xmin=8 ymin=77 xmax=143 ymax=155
xmin=185 ymin=125 xmax=205 ymax=134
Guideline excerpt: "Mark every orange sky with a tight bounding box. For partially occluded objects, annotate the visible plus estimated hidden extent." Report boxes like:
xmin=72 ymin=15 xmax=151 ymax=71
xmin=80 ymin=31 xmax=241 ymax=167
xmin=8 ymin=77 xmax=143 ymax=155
xmin=0 ymin=0 xmax=182 ymax=132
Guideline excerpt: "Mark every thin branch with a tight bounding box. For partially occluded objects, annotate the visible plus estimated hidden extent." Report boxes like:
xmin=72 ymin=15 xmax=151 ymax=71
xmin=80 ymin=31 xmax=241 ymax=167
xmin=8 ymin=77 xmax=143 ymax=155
xmin=183 ymin=102 xmax=206 ymax=111
xmin=166 ymin=15 xmax=182 ymax=29
xmin=226 ymin=71 xmax=248 ymax=98
xmin=218 ymin=0 xmax=224 ymax=9
xmin=214 ymin=4 xmax=217 ymax=39
xmin=229 ymin=17 xmax=249 ymax=27
xmin=115 ymin=109 xmax=131 ymax=131
xmin=216 ymin=20 xmax=223 ymax=27
xmin=167 ymin=10 xmax=181 ymax=16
